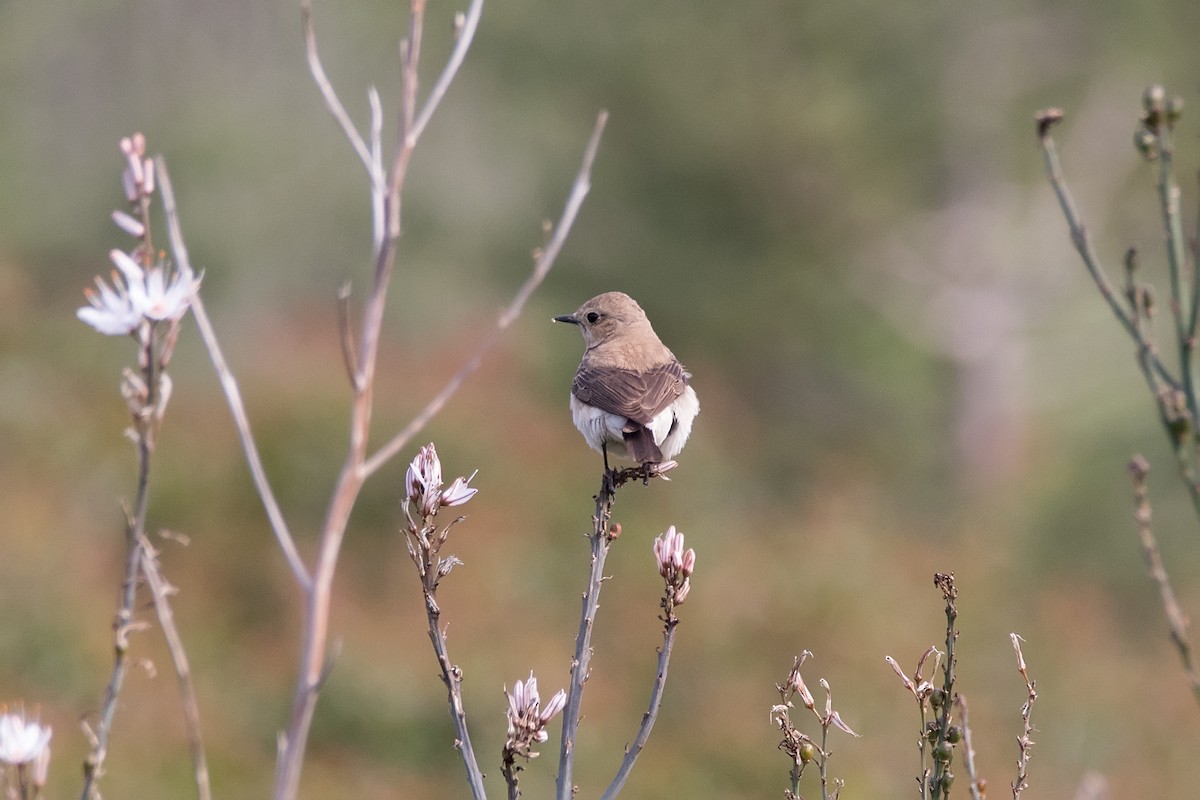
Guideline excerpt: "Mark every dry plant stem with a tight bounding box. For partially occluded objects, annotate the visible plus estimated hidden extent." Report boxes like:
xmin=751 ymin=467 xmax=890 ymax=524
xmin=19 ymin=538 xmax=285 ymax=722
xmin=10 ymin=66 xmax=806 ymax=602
xmin=80 ymin=344 xmax=155 ymax=800
xmin=953 ymin=694 xmax=984 ymax=800
xmin=361 ymin=109 xmax=610 ymax=480
xmin=501 ymin=757 xmax=520 ymax=800
xmin=556 ymin=477 xmax=616 ymax=800
xmin=1036 ymin=124 xmax=1176 ymax=389
xmin=1155 ymin=121 xmax=1195 ymax=371
xmin=556 ymin=467 xmax=634 ymax=800
xmin=930 ymin=573 xmax=958 ymax=800
xmin=1129 ymin=456 xmax=1200 ymax=703
xmin=1039 ymin=116 xmax=1200 ymax=518
xmin=1010 ymin=634 xmax=1036 ymax=800
xmin=157 ymin=160 xmax=310 ymax=589
xmin=600 ymin=613 xmax=679 ymax=800
xmin=1153 ymin=117 xmax=1200 ymax=437
xmin=418 ymin=550 xmax=487 ymax=797
xmin=137 ymin=532 xmax=212 ymax=800
xmin=818 ymin=724 xmax=832 ymax=800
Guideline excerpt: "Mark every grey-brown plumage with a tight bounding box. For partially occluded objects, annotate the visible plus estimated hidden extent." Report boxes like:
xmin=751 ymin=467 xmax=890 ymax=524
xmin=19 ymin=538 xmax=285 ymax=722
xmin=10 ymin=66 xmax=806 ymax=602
xmin=554 ymin=292 xmax=699 ymax=465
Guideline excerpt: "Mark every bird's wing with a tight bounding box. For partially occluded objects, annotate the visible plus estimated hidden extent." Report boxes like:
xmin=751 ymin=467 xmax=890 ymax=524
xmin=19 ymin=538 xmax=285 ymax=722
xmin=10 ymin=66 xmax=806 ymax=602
xmin=572 ymin=361 xmax=689 ymax=424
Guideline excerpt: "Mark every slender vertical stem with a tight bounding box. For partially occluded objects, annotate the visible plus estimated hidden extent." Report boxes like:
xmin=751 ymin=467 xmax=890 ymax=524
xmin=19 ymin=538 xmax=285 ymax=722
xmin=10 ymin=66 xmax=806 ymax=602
xmin=137 ymin=533 xmax=212 ymax=800
xmin=1037 ymin=121 xmax=1178 ymax=388
xmin=158 ymin=159 xmax=310 ymax=589
xmin=556 ymin=470 xmax=619 ymax=800
xmin=423 ymin=592 xmax=488 ymax=798
xmin=1129 ymin=456 xmax=1200 ymax=704
xmin=1039 ymin=113 xmax=1200 ymax=524
xmin=600 ymin=617 xmax=678 ymax=800
xmin=1155 ymin=121 xmax=1200 ymax=429
xmin=818 ymin=723 xmax=831 ymax=800
xmin=81 ymin=341 xmax=157 ymax=800
xmin=953 ymin=694 xmax=983 ymax=800
xmin=930 ymin=573 xmax=958 ymax=800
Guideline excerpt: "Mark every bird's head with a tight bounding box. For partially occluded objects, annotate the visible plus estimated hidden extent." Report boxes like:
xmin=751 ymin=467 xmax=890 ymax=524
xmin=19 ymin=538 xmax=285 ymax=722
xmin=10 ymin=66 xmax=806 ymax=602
xmin=553 ymin=291 xmax=652 ymax=349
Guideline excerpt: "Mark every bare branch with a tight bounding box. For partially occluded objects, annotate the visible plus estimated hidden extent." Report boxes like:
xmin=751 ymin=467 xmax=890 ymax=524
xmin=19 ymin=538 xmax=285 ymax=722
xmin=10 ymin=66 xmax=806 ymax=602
xmin=362 ymin=109 xmax=609 ymax=478
xmin=157 ymin=157 xmax=311 ymax=589
xmin=138 ymin=532 xmax=212 ymax=800
xmin=301 ymin=3 xmax=374 ymax=176
xmin=1129 ymin=455 xmax=1200 ymax=704
xmin=336 ymin=282 xmax=361 ymax=390
xmin=1009 ymin=634 xmax=1037 ymax=800
xmin=953 ymin=694 xmax=983 ymax=800
xmin=410 ymin=0 xmax=484 ymax=144
xmin=600 ymin=583 xmax=678 ymax=800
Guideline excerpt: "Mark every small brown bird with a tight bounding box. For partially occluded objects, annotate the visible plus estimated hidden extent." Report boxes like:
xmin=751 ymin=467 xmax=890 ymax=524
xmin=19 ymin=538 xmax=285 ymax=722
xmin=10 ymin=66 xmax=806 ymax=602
xmin=554 ymin=292 xmax=699 ymax=467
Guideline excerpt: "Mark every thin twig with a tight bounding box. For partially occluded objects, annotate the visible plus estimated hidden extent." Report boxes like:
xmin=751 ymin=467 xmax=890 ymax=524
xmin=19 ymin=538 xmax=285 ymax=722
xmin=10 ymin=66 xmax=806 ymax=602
xmin=301 ymin=3 xmax=374 ymax=176
xmin=552 ymin=463 xmax=668 ymax=799
xmin=1035 ymin=113 xmax=1176 ymax=389
xmin=137 ymin=532 xmax=212 ymax=800
xmin=600 ymin=612 xmax=678 ymax=800
xmin=1129 ymin=455 xmax=1200 ymax=704
xmin=555 ymin=470 xmax=618 ymax=800
xmin=928 ymin=573 xmax=959 ymax=800
xmin=552 ymin=482 xmax=609 ymax=800
xmin=81 ymin=338 xmax=157 ymax=800
xmin=501 ymin=754 xmax=521 ymax=800
xmin=1037 ymin=110 xmax=1200 ymax=521
xmin=952 ymin=694 xmax=984 ymax=800
xmin=423 ymin=578 xmax=488 ymax=798
xmin=410 ymin=0 xmax=484 ymax=144
xmin=1155 ymin=115 xmax=1194 ymax=365
xmin=336 ymin=282 xmax=360 ymax=390
xmin=361 ymin=109 xmax=609 ymax=479
xmin=81 ymin=526 xmax=145 ymax=800
xmin=157 ymin=157 xmax=311 ymax=589
xmin=368 ymin=86 xmax=385 ymax=254
xmin=1009 ymin=634 xmax=1037 ymax=800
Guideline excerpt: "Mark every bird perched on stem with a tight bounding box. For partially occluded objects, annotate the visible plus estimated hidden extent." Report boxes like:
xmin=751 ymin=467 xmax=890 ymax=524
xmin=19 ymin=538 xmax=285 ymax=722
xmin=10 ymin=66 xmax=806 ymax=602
xmin=554 ymin=292 xmax=699 ymax=469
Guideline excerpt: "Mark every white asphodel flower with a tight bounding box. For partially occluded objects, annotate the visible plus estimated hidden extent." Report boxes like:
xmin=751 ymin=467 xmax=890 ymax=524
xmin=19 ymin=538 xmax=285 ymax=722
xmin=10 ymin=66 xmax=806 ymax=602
xmin=77 ymin=250 xmax=199 ymax=334
xmin=134 ymin=261 xmax=198 ymax=321
xmin=77 ymin=271 xmax=143 ymax=336
xmin=0 ymin=710 xmax=52 ymax=766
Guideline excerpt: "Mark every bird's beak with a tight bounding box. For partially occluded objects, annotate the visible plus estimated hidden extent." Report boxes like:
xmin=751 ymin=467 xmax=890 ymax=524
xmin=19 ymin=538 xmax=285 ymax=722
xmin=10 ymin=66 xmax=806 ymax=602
xmin=553 ymin=314 xmax=580 ymax=325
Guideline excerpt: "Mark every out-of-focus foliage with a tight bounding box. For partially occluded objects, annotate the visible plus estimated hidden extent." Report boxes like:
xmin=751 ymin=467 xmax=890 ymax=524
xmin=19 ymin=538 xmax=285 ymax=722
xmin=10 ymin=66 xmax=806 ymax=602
xmin=4 ymin=0 xmax=1200 ymax=797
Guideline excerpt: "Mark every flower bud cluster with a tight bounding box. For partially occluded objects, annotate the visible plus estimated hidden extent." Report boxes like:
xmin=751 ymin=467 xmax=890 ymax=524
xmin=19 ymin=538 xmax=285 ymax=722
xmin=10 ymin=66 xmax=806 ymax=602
xmin=120 ymin=133 xmax=156 ymax=204
xmin=503 ymin=671 xmax=566 ymax=761
xmin=402 ymin=444 xmax=478 ymax=587
xmin=652 ymin=525 xmax=695 ymax=606
xmin=1134 ymin=83 xmax=1185 ymax=161
xmin=405 ymin=443 xmax=478 ymax=518
xmin=77 ymin=134 xmax=200 ymax=339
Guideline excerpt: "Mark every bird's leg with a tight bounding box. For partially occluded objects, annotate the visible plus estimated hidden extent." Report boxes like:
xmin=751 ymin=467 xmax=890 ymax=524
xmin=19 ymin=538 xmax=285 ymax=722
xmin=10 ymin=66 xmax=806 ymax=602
xmin=601 ymin=442 xmax=622 ymax=491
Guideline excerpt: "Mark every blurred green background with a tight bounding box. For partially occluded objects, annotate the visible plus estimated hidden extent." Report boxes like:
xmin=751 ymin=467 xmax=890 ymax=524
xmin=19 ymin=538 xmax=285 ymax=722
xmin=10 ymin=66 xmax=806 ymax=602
xmin=5 ymin=0 xmax=1200 ymax=797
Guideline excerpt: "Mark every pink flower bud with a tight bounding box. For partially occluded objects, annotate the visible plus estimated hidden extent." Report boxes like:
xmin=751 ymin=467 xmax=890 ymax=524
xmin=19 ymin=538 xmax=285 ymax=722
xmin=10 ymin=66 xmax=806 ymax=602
xmin=111 ymin=210 xmax=146 ymax=238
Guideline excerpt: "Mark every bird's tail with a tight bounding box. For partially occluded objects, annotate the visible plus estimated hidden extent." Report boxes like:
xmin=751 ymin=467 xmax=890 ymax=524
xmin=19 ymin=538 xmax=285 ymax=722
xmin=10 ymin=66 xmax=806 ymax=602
xmin=622 ymin=424 xmax=664 ymax=464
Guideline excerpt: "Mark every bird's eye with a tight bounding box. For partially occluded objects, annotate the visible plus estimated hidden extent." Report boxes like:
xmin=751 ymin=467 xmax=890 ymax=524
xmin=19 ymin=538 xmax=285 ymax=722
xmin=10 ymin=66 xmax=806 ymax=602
xmin=586 ymin=311 xmax=601 ymax=324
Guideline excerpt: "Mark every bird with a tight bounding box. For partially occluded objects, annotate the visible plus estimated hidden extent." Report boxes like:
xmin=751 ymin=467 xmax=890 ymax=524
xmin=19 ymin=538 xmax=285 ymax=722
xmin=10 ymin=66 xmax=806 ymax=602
xmin=554 ymin=292 xmax=699 ymax=468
